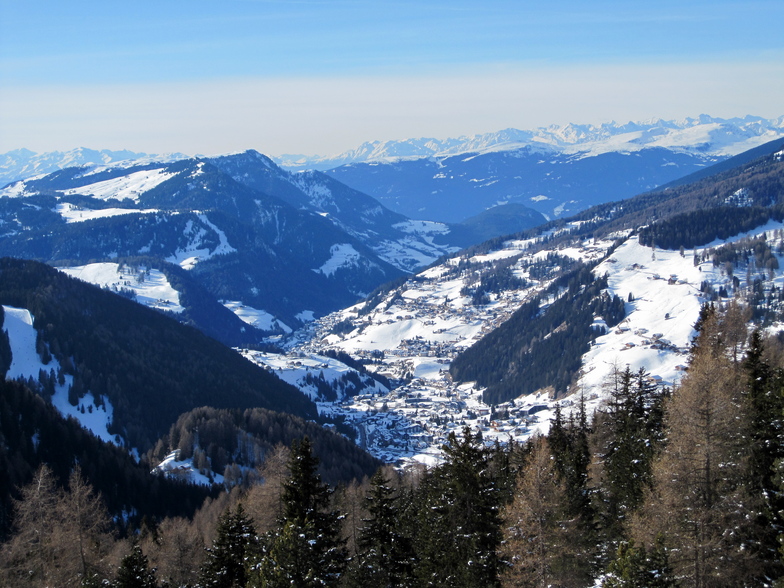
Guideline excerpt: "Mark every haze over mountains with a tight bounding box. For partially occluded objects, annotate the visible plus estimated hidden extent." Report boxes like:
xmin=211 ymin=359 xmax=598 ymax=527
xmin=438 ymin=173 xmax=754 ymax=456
xmin=5 ymin=116 xmax=782 ymax=227
xmin=2 ymin=114 xmax=784 ymax=585
xmin=277 ymin=114 xmax=784 ymax=168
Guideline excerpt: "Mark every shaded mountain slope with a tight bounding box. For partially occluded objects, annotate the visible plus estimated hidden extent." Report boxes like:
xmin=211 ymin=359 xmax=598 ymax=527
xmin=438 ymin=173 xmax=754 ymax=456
xmin=0 ymin=258 xmax=317 ymax=450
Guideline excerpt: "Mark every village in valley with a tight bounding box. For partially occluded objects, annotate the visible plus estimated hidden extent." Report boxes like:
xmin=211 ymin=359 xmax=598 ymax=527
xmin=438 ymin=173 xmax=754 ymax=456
xmin=237 ymin=220 xmax=753 ymax=467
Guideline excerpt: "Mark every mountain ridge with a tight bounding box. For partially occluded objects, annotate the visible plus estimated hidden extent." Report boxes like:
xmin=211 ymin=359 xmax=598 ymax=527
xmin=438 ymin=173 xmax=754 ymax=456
xmin=275 ymin=115 xmax=784 ymax=170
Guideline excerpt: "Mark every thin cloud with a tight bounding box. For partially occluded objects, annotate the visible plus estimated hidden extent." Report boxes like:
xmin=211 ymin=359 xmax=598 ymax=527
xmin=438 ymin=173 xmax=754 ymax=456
xmin=2 ymin=61 xmax=782 ymax=157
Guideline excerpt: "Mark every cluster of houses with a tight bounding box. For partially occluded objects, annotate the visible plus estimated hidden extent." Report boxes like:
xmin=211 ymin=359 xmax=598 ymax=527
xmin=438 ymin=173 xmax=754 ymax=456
xmin=333 ymin=375 xmax=554 ymax=465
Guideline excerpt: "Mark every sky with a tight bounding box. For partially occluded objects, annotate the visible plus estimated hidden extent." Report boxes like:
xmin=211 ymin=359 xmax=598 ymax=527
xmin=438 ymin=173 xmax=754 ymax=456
xmin=1 ymin=0 xmax=783 ymax=157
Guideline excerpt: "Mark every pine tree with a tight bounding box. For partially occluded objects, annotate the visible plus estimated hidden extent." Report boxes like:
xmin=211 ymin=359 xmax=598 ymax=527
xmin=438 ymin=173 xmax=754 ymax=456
xmin=598 ymin=367 xmax=666 ymax=530
xmin=199 ymin=503 xmax=257 ymax=588
xmin=601 ymin=539 xmax=676 ymax=588
xmin=744 ymin=331 xmax=784 ymax=580
xmin=115 ymin=540 xmax=158 ymax=588
xmin=549 ymin=396 xmax=591 ymax=517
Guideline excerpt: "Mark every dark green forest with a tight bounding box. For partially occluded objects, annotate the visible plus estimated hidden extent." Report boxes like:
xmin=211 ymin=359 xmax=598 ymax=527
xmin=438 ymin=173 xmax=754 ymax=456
xmin=2 ymin=305 xmax=782 ymax=587
xmin=0 ymin=258 xmax=316 ymax=450
xmin=451 ymin=264 xmax=626 ymax=404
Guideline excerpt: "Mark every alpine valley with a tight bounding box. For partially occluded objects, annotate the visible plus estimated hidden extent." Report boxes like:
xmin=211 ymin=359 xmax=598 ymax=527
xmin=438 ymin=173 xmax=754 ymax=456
xmin=2 ymin=117 xmax=784 ymax=586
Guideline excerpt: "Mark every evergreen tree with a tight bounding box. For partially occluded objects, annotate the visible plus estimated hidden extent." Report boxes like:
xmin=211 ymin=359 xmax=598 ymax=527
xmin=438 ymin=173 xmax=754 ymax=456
xmin=115 ymin=540 xmax=158 ymax=588
xmin=745 ymin=331 xmax=784 ymax=581
xmin=549 ymin=396 xmax=592 ymax=517
xmin=598 ymin=367 xmax=666 ymax=530
xmin=344 ymin=469 xmax=414 ymax=587
xmin=250 ymin=437 xmax=346 ymax=586
xmin=413 ymin=427 xmax=502 ymax=587
xmin=199 ymin=503 xmax=257 ymax=588
xmin=601 ymin=539 xmax=676 ymax=588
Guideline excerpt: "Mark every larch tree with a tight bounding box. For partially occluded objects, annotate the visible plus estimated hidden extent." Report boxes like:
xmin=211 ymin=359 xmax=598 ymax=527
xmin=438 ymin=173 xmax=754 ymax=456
xmin=501 ymin=435 xmax=579 ymax=588
xmin=630 ymin=307 xmax=761 ymax=587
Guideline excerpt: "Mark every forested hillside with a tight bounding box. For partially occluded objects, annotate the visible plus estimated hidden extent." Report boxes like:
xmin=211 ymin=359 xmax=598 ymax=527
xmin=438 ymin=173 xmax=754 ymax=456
xmin=451 ymin=264 xmax=626 ymax=404
xmin=0 ymin=258 xmax=317 ymax=450
xmin=0 ymin=378 xmax=215 ymax=539
xmin=2 ymin=305 xmax=780 ymax=586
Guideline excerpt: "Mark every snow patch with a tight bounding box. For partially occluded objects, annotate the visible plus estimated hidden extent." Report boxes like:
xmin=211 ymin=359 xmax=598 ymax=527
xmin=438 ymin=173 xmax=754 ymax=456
xmin=315 ymin=244 xmax=363 ymax=277
xmin=3 ymin=306 xmax=118 ymax=446
xmin=62 ymin=168 xmax=176 ymax=202
xmin=55 ymin=202 xmax=159 ymax=223
xmin=60 ymin=263 xmax=184 ymax=313
xmin=166 ymin=213 xmax=236 ymax=270
xmin=222 ymin=300 xmax=292 ymax=333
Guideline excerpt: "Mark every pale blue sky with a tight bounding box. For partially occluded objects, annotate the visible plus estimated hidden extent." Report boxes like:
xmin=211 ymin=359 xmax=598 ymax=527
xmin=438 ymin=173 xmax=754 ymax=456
xmin=1 ymin=0 xmax=782 ymax=156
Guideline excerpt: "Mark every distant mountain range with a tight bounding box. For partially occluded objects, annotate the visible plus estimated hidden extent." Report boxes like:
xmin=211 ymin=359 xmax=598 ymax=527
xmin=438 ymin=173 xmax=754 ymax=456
xmin=317 ymin=116 xmax=784 ymax=223
xmin=0 ymin=151 xmax=491 ymax=340
xmin=0 ymin=147 xmax=188 ymax=186
xmin=2 ymin=115 xmax=782 ymax=339
xmin=276 ymin=115 xmax=784 ymax=169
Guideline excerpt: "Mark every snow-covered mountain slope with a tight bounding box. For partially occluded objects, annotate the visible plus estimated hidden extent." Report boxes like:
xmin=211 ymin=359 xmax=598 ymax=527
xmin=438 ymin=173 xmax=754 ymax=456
xmin=0 ymin=157 xmax=422 ymax=335
xmin=0 ymin=147 xmax=188 ymax=186
xmin=59 ymin=262 xmax=185 ymax=313
xmin=2 ymin=305 xmax=118 ymax=446
xmin=270 ymin=215 xmax=784 ymax=466
xmin=206 ymin=150 xmax=462 ymax=272
xmin=277 ymin=115 xmax=784 ymax=170
xmin=239 ymin=350 xmax=389 ymax=403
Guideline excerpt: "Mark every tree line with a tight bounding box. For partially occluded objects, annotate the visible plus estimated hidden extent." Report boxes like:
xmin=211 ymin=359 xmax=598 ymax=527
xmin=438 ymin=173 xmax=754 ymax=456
xmin=2 ymin=302 xmax=784 ymax=586
xmin=451 ymin=264 xmax=626 ymax=405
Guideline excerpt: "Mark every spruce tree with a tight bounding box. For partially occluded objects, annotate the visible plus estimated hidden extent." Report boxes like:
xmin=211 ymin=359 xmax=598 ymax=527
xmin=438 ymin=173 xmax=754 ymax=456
xmin=115 ymin=540 xmax=158 ymax=588
xmin=344 ymin=469 xmax=414 ymax=587
xmin=744 ymin=331 xmax=784 ymax=580
xmin=199 ymin=504 xmax=257 ymax=588
xmin=601 ymin=539 xmax=676 ymax=588
xmin=250 ymin=437 xmax=346 ymax=586
xmin=599 ymin=367 xmax=666 ymax=528
xmin=413 ymin=427 xmax=502 ymax=587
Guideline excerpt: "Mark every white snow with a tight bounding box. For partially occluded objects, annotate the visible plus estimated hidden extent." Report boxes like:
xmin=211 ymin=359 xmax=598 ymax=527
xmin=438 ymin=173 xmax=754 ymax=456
xmin=55 ymin=202 xmax=160 ymax=223
xmin=3 ymin=306 xmax=117 ymax=446
xmin=153 ymin=451 xmax=224 ymax=487
xmin=315 ymin=244 xmax=363 ymax=277
xmin=166 ymin=213 xmax=237 ymax=270
xmin=275 ymin=115 xmax=784 ymax=169
xmin=296 ymin=310 xmax=315 ymax=322
xmin=278 ymin=216 xmax=784 ymax=467
xmin=59 ymin=262 xmax=184 ymax=313
xmin=222 ymin=300 xmax=292 ymax=333
xmin=62 ymin=167 xmax=176 ymax=202
xmin=240 ymin=349 xmax=388 ymax=403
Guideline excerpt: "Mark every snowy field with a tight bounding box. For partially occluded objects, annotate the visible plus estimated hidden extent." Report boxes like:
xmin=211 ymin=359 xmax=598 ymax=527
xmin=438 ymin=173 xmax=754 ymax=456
xmin=62 ymin=168 xmax=175 ymax=203
xmin=222 ymin=301 xmax=292 ymax=333
xmin=55 ymin=202 xmax=159 ymax=223
xmin=279 ymin=219 xmax=784 ymax=466
xmin=60 ymin=263 xmax=184 ymax=313
xmin=3 ymin=306 xmax=117 ymax=446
